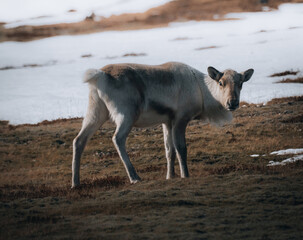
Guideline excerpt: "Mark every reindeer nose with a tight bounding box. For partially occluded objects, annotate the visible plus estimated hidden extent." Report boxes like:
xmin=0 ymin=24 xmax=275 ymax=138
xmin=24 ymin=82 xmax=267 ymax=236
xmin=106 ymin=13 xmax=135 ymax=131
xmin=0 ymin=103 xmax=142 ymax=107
xmin=227 ymin=99 xmax=239 ymax=111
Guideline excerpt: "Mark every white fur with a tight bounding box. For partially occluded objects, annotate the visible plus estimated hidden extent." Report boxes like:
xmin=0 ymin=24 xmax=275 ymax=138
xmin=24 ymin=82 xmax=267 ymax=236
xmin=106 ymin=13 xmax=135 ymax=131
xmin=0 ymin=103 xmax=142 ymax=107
xmin=83 ymin=69 xmax=102 ymax=83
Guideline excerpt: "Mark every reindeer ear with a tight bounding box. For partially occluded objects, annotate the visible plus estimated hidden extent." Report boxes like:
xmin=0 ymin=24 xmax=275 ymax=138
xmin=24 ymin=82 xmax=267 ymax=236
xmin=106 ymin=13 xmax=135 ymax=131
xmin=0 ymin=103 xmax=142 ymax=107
xmin=242 ymin=69 xmax=254 ymax=82
xmin=208 ymin=66 xmax=223 ymax=81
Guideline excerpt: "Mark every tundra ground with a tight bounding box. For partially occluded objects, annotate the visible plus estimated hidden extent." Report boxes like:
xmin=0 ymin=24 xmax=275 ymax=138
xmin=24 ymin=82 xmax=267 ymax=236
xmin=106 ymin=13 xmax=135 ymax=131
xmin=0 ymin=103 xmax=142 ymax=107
xmin=0 ymin=96 xmax=302 ymax=239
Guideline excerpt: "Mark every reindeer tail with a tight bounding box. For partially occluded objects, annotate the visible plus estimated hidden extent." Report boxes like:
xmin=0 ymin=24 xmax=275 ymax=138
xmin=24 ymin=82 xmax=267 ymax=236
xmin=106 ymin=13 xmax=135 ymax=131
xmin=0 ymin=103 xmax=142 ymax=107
xmin=83 ymin=69 xmax=103 ymax=84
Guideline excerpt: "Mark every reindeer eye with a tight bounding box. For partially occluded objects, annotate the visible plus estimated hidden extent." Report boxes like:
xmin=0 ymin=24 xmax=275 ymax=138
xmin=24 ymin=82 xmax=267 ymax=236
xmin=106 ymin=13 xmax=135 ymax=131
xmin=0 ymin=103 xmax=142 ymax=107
xmin=219 ymin=81 xmax=223 ymax=86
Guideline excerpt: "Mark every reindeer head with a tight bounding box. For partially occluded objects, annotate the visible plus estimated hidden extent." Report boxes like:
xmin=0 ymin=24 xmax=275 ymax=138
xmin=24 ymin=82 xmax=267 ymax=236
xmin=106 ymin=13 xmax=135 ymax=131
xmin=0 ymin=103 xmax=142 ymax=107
xmin=207 ymin=66 xmax=254 ymax=111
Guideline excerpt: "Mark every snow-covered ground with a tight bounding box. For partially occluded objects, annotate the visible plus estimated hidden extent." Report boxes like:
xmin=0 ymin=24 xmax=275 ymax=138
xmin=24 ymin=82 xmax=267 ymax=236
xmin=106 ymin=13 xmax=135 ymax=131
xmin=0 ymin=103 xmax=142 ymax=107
xmin=0 ymin=0 xmax=171 ymax=28
xmin=0 ymin=3 xmax=303 ymax=124
xmin=268 ymin=155 xmax=303 ymax=166
xmin=270 ymin=149 xmax=303 ymax=156
xmin=268 ymin=148 xmax=303 ymax=166
xmin=250 ymin=148 xmax=303 ymax=166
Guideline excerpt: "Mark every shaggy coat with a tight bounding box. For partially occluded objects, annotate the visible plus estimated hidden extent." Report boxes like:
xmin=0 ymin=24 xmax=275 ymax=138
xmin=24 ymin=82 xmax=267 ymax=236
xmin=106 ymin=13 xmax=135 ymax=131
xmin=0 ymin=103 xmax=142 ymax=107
xmin=72 ymin=62 xmax=254 ymax=188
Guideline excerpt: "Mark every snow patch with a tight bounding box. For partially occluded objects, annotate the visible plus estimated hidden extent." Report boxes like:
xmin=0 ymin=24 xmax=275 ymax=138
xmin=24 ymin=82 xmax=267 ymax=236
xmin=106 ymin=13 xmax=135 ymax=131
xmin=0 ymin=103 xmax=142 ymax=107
xmin=270 ymin=148 xmax=303 ymax=155
xmin=267 ymin=148 xmax=303 ymax=166
xmin=267 ymin=154 xmax=303 ymax=166
xmin=1 ymin=0 xmax=172 ymax=28
xmin=1 ymin=3 xmax=303 ymax=124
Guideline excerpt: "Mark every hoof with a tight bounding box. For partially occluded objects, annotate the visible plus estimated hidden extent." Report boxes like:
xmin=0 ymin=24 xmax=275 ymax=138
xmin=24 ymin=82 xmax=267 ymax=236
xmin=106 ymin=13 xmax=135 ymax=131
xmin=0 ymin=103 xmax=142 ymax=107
xmin=71 ymin=184 xmax=80 ymax=189
xmin=166 ymin=175 xmax=175 ymax=180
xmin=130 ymin=177 xmax=141 ymax=184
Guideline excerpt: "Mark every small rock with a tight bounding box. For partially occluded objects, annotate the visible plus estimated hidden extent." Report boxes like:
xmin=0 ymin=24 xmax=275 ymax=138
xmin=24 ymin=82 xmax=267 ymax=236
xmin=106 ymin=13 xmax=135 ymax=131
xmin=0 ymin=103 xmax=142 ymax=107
xmin=81 ymin=54 xmax=93 ymax=58
xmin=55 ymin=140 xmax=65 ymax=145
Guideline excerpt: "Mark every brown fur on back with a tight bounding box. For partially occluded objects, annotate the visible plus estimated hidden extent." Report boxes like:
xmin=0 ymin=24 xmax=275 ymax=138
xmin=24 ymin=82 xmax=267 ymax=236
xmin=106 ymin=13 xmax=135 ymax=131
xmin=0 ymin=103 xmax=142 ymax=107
xmin=101 ymin=63 xmax=176 ymax=86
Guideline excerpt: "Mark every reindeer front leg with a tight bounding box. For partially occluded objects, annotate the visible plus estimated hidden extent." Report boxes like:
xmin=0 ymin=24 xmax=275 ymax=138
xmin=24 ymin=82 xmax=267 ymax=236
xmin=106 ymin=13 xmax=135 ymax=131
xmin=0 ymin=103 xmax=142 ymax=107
xmin=172 ymin=119 xmax=189 ymax=178
xmin=163 ymin=123 xmax=176 ymax=179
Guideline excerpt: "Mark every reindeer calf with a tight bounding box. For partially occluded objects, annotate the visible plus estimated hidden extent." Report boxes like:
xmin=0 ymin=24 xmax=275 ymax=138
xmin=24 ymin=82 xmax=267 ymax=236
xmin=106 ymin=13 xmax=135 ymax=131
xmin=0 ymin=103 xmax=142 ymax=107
xmin=72 ymin=62 xmax=253 ymax=188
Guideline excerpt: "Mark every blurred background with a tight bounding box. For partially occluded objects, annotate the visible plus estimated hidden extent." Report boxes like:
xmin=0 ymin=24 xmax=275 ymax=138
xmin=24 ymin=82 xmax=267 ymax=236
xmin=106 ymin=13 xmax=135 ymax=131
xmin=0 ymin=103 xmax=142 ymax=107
xmin=0 ymin=0 xmax=303 ymax=124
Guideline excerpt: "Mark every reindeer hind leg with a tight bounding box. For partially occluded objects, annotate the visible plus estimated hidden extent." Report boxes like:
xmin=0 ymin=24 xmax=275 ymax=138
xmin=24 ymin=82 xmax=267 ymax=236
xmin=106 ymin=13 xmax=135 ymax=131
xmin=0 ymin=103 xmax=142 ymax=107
xmin=112 ymin=113 xmax=141 ymax=183
xmin=72 ymin=94 xmax=109 ymax=188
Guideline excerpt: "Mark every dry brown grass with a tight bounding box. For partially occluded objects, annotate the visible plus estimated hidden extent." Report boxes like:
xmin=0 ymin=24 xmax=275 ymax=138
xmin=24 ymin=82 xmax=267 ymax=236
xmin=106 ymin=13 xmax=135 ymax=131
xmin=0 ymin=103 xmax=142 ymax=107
xmin=267 ymin=96 xmax=303 ymax=104
xmin=281 ymin=114 xmax=303 ymax=123
xmin=1 ymin=0 xmax=303 ymax=42
xmin=277 ymin=77 xmax=303 ymax=84
xmin=0 ymin=176 xmax=126 ymax=201
xmin=270 ymin=70 xmax=298 ymax=77
xmin=1 ymin=97 xmax=303 ymax=239
xmin=7 ymin=117 xmax=82 ymax=129
xmin=269 ymin=70 xmax=303 ymax=84
xmin=195 ymin=46 xmax=220 ymax=51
